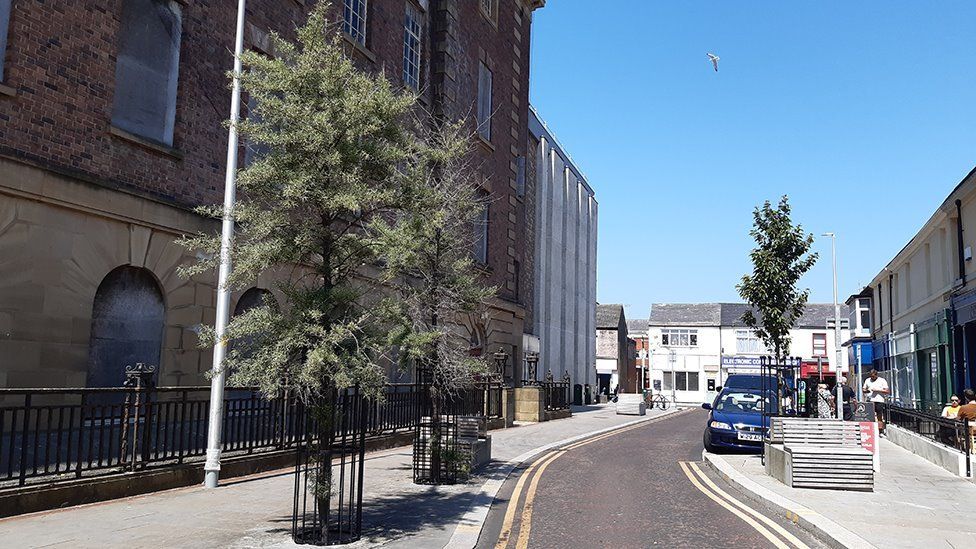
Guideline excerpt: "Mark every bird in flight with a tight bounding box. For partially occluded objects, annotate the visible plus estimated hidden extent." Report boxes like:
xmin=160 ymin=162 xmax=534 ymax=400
xmin=707 ymin=52 xmax=720 ymax=72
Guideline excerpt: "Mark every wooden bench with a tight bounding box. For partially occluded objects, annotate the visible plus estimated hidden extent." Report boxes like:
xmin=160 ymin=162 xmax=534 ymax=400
xmin=766 ymin=418 xmax=874 ymax=491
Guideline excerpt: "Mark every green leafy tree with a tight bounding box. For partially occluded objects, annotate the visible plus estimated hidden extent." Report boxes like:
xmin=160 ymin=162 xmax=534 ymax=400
xmin=179 ymin=4 xmax=417 ymax=402
xmin=376 ymin=119 xmax=497 ymax=482
xmin=737 ymin=196 xmax=819 ymax=363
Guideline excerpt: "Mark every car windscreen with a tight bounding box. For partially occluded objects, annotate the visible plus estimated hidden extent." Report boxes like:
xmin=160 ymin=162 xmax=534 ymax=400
xmin=714 ymin=391 xmax=775 ymax=414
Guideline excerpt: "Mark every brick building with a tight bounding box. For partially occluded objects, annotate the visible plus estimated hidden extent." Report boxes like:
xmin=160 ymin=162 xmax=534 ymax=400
xmin=627 ymin=318 xmax=649 ymax=390
xmin=595 ymin=304 xmax=633 ymax=397
xmin=0 ymin=0 xmax=544 ymax=389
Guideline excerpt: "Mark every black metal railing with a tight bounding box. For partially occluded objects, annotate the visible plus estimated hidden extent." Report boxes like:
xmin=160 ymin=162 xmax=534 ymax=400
xmin=882 ymin=403 xmax=972 ymax=477
xmin=542 ymin=381 xmax=571 ymax=411
xmin=0 ymin=382 xmax=502 ymax=489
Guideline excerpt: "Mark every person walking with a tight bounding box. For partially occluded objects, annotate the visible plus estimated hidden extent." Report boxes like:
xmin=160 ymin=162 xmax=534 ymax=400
xmin=839 ymin=376 xmax=856 ymax=421
xmin=862 ymin=369 xmax=890 ymax=432
xmin=816 ymin=383 xmax=833 ymax=419
xmin=862 ymin=369 xmax=890 ymax=403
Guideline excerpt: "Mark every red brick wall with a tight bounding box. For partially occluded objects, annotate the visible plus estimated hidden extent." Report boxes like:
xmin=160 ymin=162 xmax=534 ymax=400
xmin=0 ymin=1 xmax=314 ymax=208
xmin=0 ymin=1 xmax=535 ymax=307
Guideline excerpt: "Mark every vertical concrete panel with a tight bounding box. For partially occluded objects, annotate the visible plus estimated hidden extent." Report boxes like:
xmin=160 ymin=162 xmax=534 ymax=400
xmin=547 ymin=152 xmax=565 ymax=377
xmin=588 ymin=199 xmax=599 ymax=386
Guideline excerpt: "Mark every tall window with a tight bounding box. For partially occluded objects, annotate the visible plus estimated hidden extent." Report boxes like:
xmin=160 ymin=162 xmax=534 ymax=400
xmin=402 ymin=3 xmax=422 ymax=90
xmin=661 ymin=329 xmax=697 ymax=348
xmin=516 ymin=156 xmax=526 ymax=197
xmin=473 ymin=204 xmax=488 ymax=264
xmin=343 ymin=0 xmax=368 ymax=46
xmin=112 ymin=0 xmax=183 ymax=146
xmin=735 ymin=329 xmax=763 ymax=353
xmin=0 ymin=0 xmax=11 ymax=81
xmin=813 ymin=333 xmax=828 ymax=357
xmin=477 ymin=61 xmax=492 ymax=141
xmin=480 ymin=0 xmax=494 ymax=18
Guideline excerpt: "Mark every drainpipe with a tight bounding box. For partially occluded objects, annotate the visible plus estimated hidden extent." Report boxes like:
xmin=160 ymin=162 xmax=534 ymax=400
xmin=956 ymin=199 xmax=966 ymax=287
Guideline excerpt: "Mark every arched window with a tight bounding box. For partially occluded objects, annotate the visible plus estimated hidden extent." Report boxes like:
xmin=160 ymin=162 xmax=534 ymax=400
xmin=234 ymin=287 xmax=273 ymax=316
xmin=86 ymin=266 xmax=165 ymax=387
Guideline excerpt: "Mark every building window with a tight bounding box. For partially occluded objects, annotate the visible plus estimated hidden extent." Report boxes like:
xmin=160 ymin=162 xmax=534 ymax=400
xmin=735 ymin=329 xmax=763 ymax=354
xmin=661 ymin=329 xmax=697 ymax=348
xmin=0 ymin=0 xmax=11 ymax=81
xmin=813 ymin=333 xmax=828 ymax=357
xmin=663 ymin=371 xmax=699 ymax=392
xmin=516 ymin=156 xmax=526 ymax=197
xmin=477 ymin=61 xmax=492 ymax=141
xmin=480 ymin=0 xmax=496 ymax=20
xmin=343 ymin=0 xmax=368 ymax=46
xmin=473 ymin=203 xmax=488 ymax=264
xmin=112 ymin=0 xmax=183 ymax=146
xmin=402 ymin=3 xmax=422 ymax=90
xmin=513 ymin=260 xmax=520 ymax=300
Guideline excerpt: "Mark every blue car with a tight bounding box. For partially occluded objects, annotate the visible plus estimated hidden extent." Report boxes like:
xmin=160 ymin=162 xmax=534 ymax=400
xmin=702 ymin=387 xmax=777 ymax=453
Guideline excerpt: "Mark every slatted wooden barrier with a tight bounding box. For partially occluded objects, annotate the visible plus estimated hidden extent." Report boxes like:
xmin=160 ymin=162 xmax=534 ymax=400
xmin=767 ymin=418 xmax=874 ymax=491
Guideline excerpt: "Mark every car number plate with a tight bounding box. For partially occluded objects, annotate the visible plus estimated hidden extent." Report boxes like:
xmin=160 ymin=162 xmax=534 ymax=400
xmin=737 ymin=433 xmax=762 ymax=442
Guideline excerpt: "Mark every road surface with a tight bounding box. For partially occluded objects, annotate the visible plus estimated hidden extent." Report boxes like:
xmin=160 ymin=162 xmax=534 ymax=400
xmin=478 ymin=409 xmax=828 ymax=549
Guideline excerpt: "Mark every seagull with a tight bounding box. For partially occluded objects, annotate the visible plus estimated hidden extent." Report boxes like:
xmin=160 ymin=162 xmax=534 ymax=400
xmin=707 ymin=52 xmax=720 ymax=72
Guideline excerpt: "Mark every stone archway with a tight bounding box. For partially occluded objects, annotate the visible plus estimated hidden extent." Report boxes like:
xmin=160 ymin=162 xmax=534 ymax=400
xmin=86 ymin=266 xmax=165 ymax=387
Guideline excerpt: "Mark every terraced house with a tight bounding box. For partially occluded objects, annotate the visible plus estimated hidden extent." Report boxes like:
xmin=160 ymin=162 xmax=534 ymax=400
xmin=0 ymin=0 xmax=545 ymax=389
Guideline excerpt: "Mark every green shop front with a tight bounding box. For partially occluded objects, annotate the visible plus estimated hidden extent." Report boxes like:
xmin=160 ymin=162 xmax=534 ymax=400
xmin=873 ymin=310 xmax=953 ymax=412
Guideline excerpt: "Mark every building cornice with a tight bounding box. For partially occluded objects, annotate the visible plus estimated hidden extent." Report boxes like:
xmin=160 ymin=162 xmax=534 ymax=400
xmin=522 ymin=0 xmax=545 ymax=10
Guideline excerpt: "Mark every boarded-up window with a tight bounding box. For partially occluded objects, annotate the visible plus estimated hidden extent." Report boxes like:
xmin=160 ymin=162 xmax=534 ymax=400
xmin=111 ymin=0 xmax=182 ymax=145
xmin=87 ymin=267 xmax=165 ymax=388
xmin=477 ymin=62 xmax=492 ymax=141
xmin=473 ymin=203 xmax=488 ymax=264
xmin=0 ymin=0 xmax=11 ymax=80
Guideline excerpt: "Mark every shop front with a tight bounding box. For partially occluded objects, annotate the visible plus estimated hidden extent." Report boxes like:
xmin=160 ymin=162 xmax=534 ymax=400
xmin=914 ymin=311 xmax=953 ymax=412
xmin=952 ymin=289 xmax=976 ymax=393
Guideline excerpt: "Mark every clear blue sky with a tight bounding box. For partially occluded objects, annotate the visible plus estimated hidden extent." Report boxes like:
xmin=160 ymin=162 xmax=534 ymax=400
xmin=528 ymin=1 xmax=976 ymax=320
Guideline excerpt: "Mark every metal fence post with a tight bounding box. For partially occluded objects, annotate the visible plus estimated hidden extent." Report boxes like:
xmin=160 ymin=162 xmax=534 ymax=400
xmin=966 ymin=418 xmax=972 ymax=478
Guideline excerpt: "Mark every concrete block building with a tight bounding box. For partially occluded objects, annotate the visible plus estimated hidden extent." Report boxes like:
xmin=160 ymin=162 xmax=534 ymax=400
xmin=525 ymin=107 xmax=598 ymax=389
xmin=0 ymin=0 xmax=545 ymax=389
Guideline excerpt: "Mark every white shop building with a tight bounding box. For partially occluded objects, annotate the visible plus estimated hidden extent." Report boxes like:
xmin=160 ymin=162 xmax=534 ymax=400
xmin=646 ymin=303 xmax=851 ymax=406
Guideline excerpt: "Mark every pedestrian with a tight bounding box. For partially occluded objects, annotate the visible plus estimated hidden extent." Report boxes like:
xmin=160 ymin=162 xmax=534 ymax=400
xmin=862 ymin=369 xmax=890 ymax=432
xmin=862 ymin=369 xmax=890 ymax=403
xmin=942 ymin=395 xmax=962 ymax=419
xmin=839 ymin=376 xmax=856 ymax=421
xmin=816 ymin=383 xmax=833 ymax=419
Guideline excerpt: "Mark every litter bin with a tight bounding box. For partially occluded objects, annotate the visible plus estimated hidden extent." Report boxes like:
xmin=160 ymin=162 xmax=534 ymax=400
xmin=583 ymin=384 xmax=592 ymax=405
xmin=573 ymin=384 xmax=583 ymax=406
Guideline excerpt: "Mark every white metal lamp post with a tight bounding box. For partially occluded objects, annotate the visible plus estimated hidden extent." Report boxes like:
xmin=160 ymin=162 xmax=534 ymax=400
xmin=823 ymin=232 xmax=844 ymax=420
xmin=204 ymin=0 xmax=247 ymax=489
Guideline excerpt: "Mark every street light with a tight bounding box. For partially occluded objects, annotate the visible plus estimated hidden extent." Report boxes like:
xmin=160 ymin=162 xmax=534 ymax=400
xmin=204 ymin=0 xmax=247 ymax=489
xmin=822 ymin=232 xmax=844 ymax=420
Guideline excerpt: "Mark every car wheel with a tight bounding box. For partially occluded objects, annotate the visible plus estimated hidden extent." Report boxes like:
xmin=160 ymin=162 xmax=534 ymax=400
xmin=703 ymin=431 xmax=718 ymax=454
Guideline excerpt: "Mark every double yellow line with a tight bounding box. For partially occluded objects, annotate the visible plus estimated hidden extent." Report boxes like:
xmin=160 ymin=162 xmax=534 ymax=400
xmin=679 ymin=461 xmax=810 ymax=549
xmin=495 ymin=418 xmax=672 ymax=549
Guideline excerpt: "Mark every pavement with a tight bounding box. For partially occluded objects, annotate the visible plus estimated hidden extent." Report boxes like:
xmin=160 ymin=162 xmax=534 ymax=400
xmin=477 ymin=408 xmax=828 ymax=549
xmin=0 ymin=403 xmax=678 ymax=549
xmin=706 ymin=436 xmax=976 ymax=549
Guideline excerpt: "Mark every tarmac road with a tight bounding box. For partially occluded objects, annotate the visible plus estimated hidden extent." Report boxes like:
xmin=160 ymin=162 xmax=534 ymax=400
xmin=477 ymin=408 xmax=830 ymax=549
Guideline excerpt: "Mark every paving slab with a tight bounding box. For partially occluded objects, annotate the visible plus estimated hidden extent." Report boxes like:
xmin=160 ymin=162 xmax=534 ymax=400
xmin=708 ymin=438 xmax=976 ymax=549
xmin=0 ymin=404 xmax=668 ymax=549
